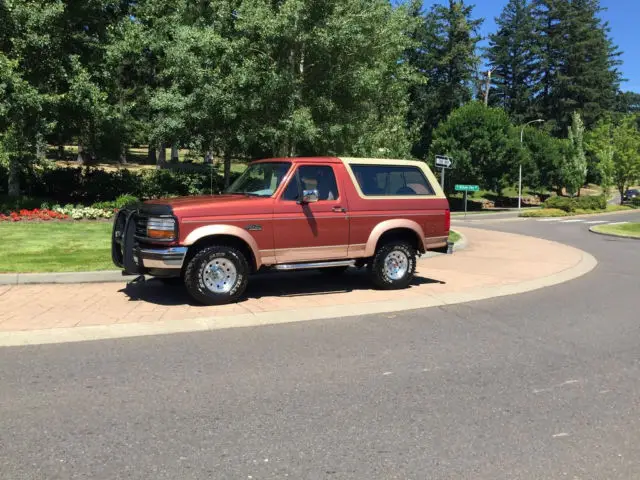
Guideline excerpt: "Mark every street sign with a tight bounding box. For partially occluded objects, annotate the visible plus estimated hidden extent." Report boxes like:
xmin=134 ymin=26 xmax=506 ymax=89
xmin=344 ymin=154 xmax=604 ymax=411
xmin=455 ymin=184 xmax=480 ymax=192
xmin=435 ymin=155 xmax=453 ymax=169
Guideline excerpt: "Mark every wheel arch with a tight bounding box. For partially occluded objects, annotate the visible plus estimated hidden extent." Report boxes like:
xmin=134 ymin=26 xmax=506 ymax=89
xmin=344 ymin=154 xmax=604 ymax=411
xmin=364 ymin=220 xmax=426 ymax=257
xmin=183 ymin=225 xmax=261 ymax=272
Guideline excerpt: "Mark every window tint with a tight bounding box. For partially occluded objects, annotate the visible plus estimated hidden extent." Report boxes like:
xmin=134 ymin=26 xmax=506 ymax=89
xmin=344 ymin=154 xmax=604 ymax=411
xmin=351 ymin=165 xmax=435 ymax=196
xmin=225 ymin=162 xmax=291 ymax=197
xmin=282 ymin=166 xmax=339 ymax=201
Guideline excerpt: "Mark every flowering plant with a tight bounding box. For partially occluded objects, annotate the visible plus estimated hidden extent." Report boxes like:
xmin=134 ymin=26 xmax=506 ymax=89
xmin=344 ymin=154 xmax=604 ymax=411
xmin=0 ymin=209 xmax=69 ymax=222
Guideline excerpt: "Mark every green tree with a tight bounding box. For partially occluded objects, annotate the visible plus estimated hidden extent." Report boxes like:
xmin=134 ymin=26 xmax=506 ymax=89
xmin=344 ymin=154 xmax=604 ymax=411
xmin=521 ymin=126 xmax=567 ymax=193
xmin=430 ymin=102 xmax=526 ymax=193
xmin=587 ymin=115 xmax=640 ymax=203
xmin=532 ymin=0 xmax=621 ymax=134
xmin=486 ymin=0 xmax=540 ymax=123
xmin=562 ymin=111 xmax=588 ymax=196
xmin=407 ymin=0 xmax=482 ymax=159
xmin=0 ymin=55 xmax=43 ymax=196
xmin=615 ymin=91 xmax=640 ymax=115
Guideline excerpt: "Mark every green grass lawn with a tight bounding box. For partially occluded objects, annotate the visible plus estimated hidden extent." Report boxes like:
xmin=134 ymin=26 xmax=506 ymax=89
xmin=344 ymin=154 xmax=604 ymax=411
xmin=0 ymin=221 xmax=465 ymax=274
xmin=0 ymin=222 xmax=113 ymax=273
xmin=592 ymin=222 xmax=640 ymax=238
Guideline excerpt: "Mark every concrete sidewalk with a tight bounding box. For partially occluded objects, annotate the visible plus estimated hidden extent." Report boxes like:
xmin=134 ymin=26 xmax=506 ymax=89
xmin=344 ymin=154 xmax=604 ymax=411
xmin=0 ymin=227 xmax=596 ymax=345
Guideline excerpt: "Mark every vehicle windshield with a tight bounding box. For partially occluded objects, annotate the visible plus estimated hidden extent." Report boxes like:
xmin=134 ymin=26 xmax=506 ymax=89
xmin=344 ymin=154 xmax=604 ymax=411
xmin=225 ymin=162 xmax=292 ymax=197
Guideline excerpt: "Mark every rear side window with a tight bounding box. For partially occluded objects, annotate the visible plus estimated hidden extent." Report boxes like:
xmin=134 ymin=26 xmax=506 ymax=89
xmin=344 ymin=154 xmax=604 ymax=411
xmin=350 ymin=165 xmax=435 ymax=196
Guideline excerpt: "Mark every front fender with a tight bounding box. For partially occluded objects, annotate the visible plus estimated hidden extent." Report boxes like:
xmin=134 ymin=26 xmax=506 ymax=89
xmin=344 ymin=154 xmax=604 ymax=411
xmin=364 ymin=219 xmax=426 ymax=257
xmin=182 ymin=225 xmax=263 ymax=269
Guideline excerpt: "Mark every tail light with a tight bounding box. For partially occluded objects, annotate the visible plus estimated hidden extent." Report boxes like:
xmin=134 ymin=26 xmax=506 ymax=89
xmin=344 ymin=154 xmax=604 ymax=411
xmin=444 ymin=209 xmax=451 ymax=232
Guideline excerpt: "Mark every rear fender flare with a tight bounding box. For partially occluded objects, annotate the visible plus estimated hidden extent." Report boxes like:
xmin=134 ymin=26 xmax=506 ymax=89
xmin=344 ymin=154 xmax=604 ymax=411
xmin=364 ymin=219 xmax=426 ymax=257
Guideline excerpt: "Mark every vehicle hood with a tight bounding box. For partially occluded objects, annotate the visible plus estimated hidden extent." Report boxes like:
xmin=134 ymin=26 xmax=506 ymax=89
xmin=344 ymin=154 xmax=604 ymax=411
xmin=143 ymin=195 xmax=271 ymax=218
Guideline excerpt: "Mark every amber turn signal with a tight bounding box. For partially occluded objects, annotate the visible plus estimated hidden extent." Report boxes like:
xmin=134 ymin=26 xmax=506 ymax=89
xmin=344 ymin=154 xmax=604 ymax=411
xmin=146 ymin=217 xmax=176 ymax=241
xmin=147 ymin=229 xmax=175 ymax=240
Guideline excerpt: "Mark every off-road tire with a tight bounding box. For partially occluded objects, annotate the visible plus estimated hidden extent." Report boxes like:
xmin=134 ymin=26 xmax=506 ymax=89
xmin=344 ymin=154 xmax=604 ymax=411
xmin=370 ymin=241 xmax=416 ymax=290
xmin=184 ymin=245 xmax=249 ymax=305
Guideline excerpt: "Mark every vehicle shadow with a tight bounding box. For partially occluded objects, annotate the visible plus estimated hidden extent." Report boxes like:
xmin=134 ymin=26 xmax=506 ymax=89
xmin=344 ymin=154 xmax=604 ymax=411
xmin=119 ymin=270 xmax=446 ymax=307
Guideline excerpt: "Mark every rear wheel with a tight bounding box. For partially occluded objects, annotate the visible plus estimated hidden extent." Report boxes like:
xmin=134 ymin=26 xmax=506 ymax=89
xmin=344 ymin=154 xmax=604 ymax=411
xmin=370 ymin=241 xmax=416 ymax=290
xmin=184 ymin=245 xmax=249 ymax=305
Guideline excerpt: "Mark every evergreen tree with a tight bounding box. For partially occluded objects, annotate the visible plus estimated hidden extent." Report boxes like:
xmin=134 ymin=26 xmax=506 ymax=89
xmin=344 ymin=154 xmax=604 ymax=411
xmin=532 ymin=0 xmax=621 ymax=133
xmin=486 ymin=0 xmax=540 ymax=124
xmin=407 ymin=0 xmax=482 ymax=159
xmin=563 ymin=111 xmax=588 ymax=196
xmin=615 ymin=91 xmax=640 ymax=114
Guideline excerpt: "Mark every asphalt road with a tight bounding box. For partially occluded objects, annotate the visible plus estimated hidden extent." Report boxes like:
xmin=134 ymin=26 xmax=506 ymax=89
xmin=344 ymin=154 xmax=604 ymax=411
xmin=1 ymin=211 xmax=639 ymax=480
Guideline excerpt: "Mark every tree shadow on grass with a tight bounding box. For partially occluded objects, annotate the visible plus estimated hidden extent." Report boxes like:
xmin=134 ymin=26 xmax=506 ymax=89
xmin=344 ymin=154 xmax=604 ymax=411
xmin=119 ymin=269 xmax=446 ymax=307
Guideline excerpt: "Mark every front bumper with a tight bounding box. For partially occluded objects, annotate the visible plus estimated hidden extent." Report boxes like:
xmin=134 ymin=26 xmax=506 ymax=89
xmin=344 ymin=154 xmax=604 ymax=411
xmin=136 ymin=247 xmax=187 ymax=269
xmin=112 ymin=208 xmax=186 ymax=275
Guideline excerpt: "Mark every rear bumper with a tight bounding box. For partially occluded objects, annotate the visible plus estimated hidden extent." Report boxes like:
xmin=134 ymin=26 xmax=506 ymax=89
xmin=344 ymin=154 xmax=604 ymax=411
xmin=430 ymin=241 xmax=455 ymax=255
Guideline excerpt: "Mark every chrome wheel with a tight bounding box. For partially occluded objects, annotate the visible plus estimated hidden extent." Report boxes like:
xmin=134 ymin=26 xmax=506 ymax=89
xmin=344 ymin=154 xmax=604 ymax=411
xmin=202 ymin=258 xmax=238 ymax=294
xmin=384 ymin=250 xmax=409 ymax=281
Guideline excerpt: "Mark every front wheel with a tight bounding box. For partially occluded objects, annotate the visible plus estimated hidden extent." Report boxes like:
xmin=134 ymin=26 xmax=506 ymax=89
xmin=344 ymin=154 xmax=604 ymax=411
xmin=184 ymin=245 xmax=249 ymax=305
xmin=370 ymin=241 xmax=416 ymax=290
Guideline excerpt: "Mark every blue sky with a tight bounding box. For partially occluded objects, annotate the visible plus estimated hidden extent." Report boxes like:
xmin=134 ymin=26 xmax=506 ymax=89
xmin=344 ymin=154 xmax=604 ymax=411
xmin=420 ymin=0 xmax=639 ymax=93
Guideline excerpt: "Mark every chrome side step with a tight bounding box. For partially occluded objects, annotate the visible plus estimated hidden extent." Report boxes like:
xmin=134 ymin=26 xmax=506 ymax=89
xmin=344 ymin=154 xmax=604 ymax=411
xmin=274 ymin=260 xmax=356 ymax=271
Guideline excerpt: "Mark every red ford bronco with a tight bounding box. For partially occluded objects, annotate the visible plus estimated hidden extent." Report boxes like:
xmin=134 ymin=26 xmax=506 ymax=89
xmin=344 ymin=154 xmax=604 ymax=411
xmin=112 ymin=157 xmax=452 ymax=305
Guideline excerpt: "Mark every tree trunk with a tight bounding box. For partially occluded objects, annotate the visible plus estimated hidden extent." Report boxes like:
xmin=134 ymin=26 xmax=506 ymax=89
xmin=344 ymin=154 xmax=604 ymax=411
xmin=57 ymin=144 xmax=65 ymax=160
xmin=35 ymin=133 xmax=46 ymax=161
xmin=619 ymin=185 xmax=626 ymax=205
xmin=156 ymin=143 xmax=166 ymax=169
xmin=8 ymin=160 xmax=20 ymax=197
xmin=119 ymin=144 xmax=127 ymax=165
xmin=147 ymin=144 xmax=157 ymax=164
xmin=223 ymin=152 xmax=232 ymax=188
xmin=483 ymin=70 xmax=492 ymax=107
xmin=171 ymin=143 xmax=179 ymax=163
xmin=77 ymin=143 xmax=86 ymax=164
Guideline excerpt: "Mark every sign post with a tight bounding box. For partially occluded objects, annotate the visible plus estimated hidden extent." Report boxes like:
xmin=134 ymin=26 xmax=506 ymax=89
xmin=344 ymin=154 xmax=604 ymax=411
xmin=435 ymin=155 xmax=453 ymax=190
xmin=454 ymin=184 xmax=480 ymax=218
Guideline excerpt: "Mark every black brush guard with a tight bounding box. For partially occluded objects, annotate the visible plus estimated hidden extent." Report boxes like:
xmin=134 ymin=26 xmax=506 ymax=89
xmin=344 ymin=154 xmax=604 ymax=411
xmin=111 ymin=208 xmax=144 ymax=275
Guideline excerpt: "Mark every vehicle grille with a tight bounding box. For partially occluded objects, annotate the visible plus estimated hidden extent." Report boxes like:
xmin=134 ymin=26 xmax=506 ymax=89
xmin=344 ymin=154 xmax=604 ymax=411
xmin=134 ymin=214 xmax=148 ymax=239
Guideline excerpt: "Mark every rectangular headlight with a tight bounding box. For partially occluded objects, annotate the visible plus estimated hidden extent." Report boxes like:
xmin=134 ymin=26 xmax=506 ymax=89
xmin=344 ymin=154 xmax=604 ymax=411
xmin=147 ymin=217 xmax=176 ymax=240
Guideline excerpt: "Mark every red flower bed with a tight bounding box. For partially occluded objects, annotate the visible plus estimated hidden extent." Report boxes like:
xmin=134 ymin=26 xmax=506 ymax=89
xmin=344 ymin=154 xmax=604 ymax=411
xmin=0 ymin=209 xmax=69 ymax=222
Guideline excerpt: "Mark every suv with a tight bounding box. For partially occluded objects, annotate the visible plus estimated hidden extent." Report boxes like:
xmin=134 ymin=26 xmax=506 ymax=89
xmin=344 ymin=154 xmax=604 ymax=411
xmin=112 ymin=157 xmax=452 ymax=305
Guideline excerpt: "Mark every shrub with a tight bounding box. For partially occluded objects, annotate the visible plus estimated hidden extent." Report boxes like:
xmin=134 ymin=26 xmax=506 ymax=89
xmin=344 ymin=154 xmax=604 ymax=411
xmin=544 ymin=196 xmax=575 ymax=212
xmin=543 ymin=195 xmax=606 ymax=212
xmin=17 ymin=165 xmax=236 ymax=204
xmin=520 ymin=208 xmax=568 ymax=218
xmin=114 ymin=194 xmax=139 ymax=209
xmin=575 ymin=195 xmax=606 ymax=211
xmin=52 ymin=205 xmax=114 ymax=220
xmin=632 ymin=197 xmax=640 ymax=208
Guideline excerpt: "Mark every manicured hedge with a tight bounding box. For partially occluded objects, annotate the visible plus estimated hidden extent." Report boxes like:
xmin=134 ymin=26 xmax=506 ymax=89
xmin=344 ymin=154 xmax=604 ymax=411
xmin=0 ymin=163 xmax=239 ymax=205
xmin=543 ymin=195 xmax=607 ymax=212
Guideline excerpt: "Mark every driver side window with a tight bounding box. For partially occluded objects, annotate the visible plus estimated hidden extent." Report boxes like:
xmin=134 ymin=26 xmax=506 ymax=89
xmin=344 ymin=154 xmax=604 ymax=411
xmin=282 ymin=166 xmax=339 ymax=202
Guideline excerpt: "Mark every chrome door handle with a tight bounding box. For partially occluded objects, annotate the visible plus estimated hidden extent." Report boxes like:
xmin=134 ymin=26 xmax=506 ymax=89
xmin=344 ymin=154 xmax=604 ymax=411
xmin=332 ymin=206 xmax=347 ymax=213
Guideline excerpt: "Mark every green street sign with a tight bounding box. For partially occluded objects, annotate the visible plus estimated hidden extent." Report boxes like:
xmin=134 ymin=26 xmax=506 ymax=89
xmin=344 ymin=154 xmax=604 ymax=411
xmin=455 ymin=184 xmax=480 ymax=192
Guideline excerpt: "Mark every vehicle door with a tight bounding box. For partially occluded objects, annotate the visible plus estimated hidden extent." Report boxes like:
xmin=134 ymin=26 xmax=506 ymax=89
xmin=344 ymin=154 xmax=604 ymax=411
xmin=273 ymin=164 xmax=349 ymax=263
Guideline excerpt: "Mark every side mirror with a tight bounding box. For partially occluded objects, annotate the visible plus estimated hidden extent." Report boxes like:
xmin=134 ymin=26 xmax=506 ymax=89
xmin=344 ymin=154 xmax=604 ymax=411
xmin=302 ymin=189 xmax=319 ymax=204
